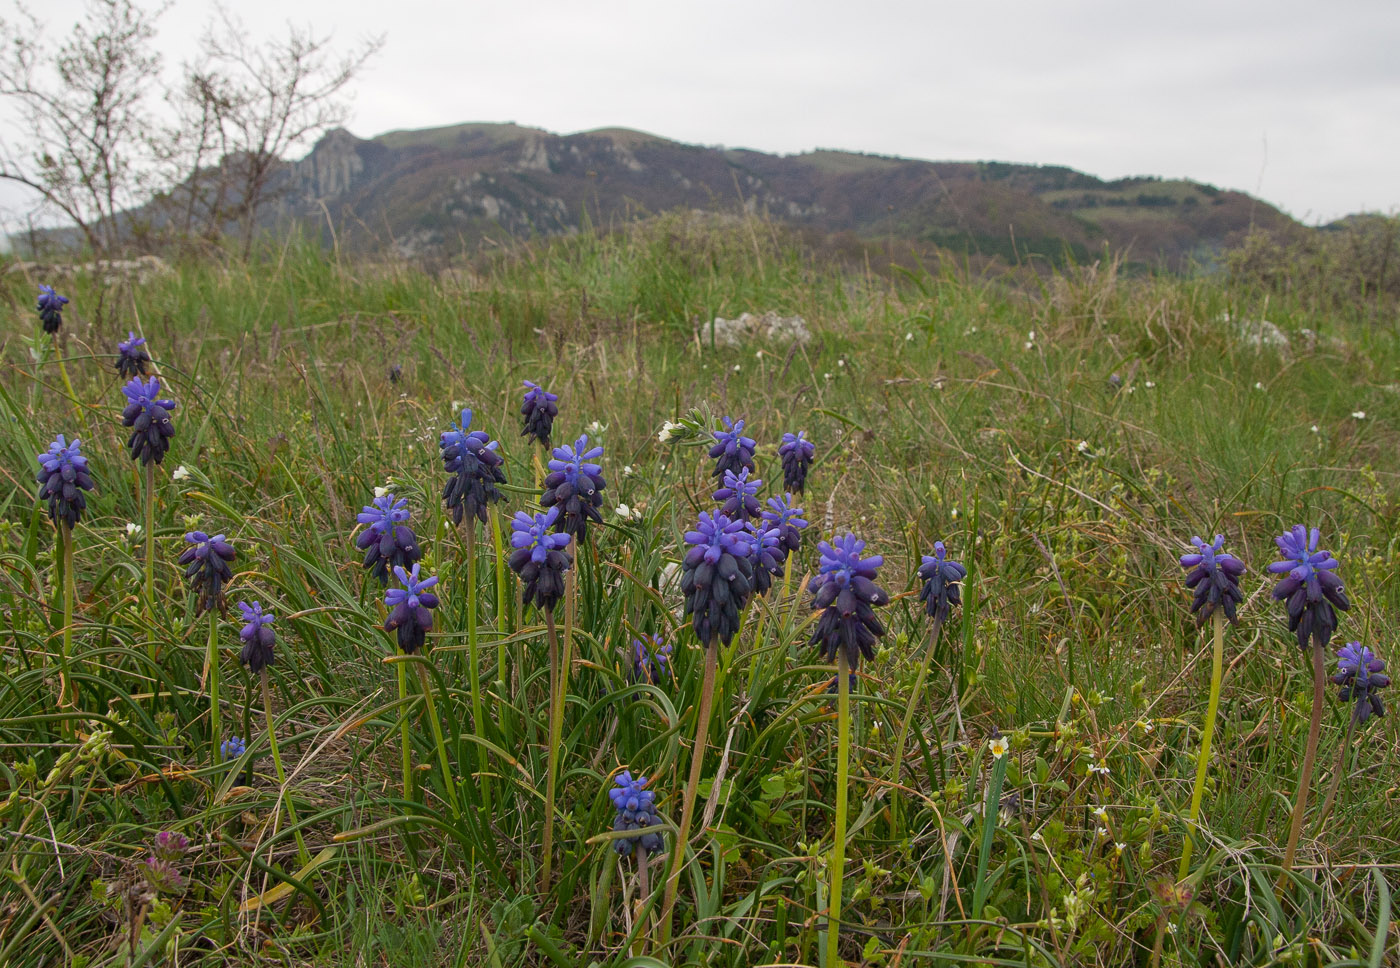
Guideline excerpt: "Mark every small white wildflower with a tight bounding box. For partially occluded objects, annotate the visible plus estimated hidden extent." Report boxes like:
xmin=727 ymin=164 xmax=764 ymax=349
xmin=1028 ymin=330 xmax=1036 ymax=341
xmin=733 ymin=364 xmax=741 ymax=372
xmin=754 ymin=350 xmax=763 ymax=359
xmin=1254 ymin=382 xmax=1265 ymax=390
xmin=1023 ymin=341 xmax=1034 ymax=350
xmin=904 ymin=332 xmax=913 ymax=341
xmin=614 ymin=503 xmax=641 ymax=521
xmin=1352 ymin=410 xmax=1366 ymax=420
xmin=1090 ymin=762 xmax=1111 ymax=776
xmin=172 ymin=465 xmax=190 ymax=481
xmin=837 ymin=359 xmax=846 ymax=368
xmin=824 ymin=372 xmax=833 ymax=380
xmin=1167 ymin=923 xmax=1178 ymax=935
xmin=1145 ymin=380 xmax=1156 ymax=388
xmin=1114 ymin=842 xmax=1127 ymax=856
xmin=990 ymin=736 xmax=1010 ymax=759
xmin=1311 ymin=425 xmax=1320 ymax=433
xmin=126 ymin=522 xmax=142 ymax=537
xmin=586 ymin=420 xmax=608 ymax=435
xmin=951 ymin=507 xmax=959 ymax=520
xmin=1091 ymin=806 xmax=1108 ymax=822
xmin=658 ymin=420 xmax=681 ymax=443
xmin=622 ymin=465 xmax=634 ymax=476
xmin=1137 ymin=719 xmax=1155 ymax=734
xmin=1030 ymin=830 xmax=1043 ymax=842
xmin=1076 ymin=440 xmax=1090 ymax=454
xmin=1096 ymin=826 xmax=1108 ymax=839
xmin=373 ymin=485 xmax=390 ymax=498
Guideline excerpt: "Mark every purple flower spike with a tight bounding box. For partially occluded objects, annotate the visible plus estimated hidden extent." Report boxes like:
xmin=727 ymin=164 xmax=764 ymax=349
xmin=918 ymin=540 xmax=967 ymax=624
xmin=1268 ymin=525 xmax=1350 ymax=651
xmin=713 ymin=467 xmax=763 ymax=523
xmin=1179 ymin=534 xmax=1246 ymax=626
xmin=354 ymin=493 xmax=423 ymax=585
xmin=779 ymin=430 xmax=816 ymax=493
xmin=1332 ymin=642 xmax=1389 ymax=725
xmin=709 ymin=416 xmax=756 ymax=481
xmin=440 ymin=409 xmax=506 ymax=527
xmin=609 ymin=771 xmax=664 ymax=856
xmin=629 ymin=634 xmax=672 ymax=686
xmin=36 ymin=434 xmax=93 ymax=529
xmin=761 ymin=493 xmax=808 ymax=558
xmin=521 ymin=381 xmax=560 ymax=446
xmin=116 ymin=331 xmax=151 ymax=379
xmin=236 ymin=600 xmax=276 ymax=672
xmin=120 ymin=376 xmax=177 ymax=465
xmin=542 ymin=434 xmax=606 ymax=544
xmin=383 ymin=563 xmax=440 ymax=654
xmin=178 ymin=531 xmax=236 ymax=616
xmin=746 ymin=523 xmax=785 ymax=597
xmin=680 ymin=511 xmax=755 ymax=646
xmin=508 ymin=507 xmax=573 ymax=612
xmin=37 ymin=284 xmax=68 ymax=334
xmin=808 ymin=534 xmax=889 ymax=671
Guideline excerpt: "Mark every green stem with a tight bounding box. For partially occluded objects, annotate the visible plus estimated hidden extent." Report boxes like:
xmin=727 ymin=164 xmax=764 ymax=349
xmin=465 ymin=528 xmax=492 ymax=816
xmin=890 ymin=616 xmax=943 ymax=833
xmin=415 ymin=662 xmax=462 ymax=821
xmin=52 ymin=336 xmax=88 ymax=439
xmin=143 ymin=462 xmax=155 ymax=635
xmin=206 ymin=612 xmax=221 ymax=766
xmin=397 ymin=661 xmax=414 ymax=802
xmin=542 ymin=608 xmax=562 ymax=889
xmin=261 ymin=669 xmax=310 ymax=866
xmin=658 ymin=642 xmax=719 ymax=946
xmin=825 ymin=652 xmax=852 ymax=967
xmin=58 ymin=524 xmax=76 ymax=737
xmin=1280 ymin=642 xmax=1326 ymax=884
xmin=1178 ymin=610 xmax=1225 ymax=881
xmin=971 ymin=739 xmax=1009 ymax=920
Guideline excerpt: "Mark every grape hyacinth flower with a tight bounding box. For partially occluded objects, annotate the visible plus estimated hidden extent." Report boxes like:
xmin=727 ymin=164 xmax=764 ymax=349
xmin=120 ymin=377 xmax=178 ymax=465
xmin=384 ymin=563 xmax=440 ymax=655
xmin=610 ymin=771 xmax=664 ymax=857
xmin=808 ymin=534 xmax=890 ymax=671
xmin=221 ymin=735 xmax=246 ymax=760
xmin=1268 ymin=525 xmax=1351 ymax=651
xmin=36 ymin=435 xmax=93 ymax=529
xmin=116 ymin=331 xmax=151 ymax=378
xmin=521 ymin=380 xmax=559 ymax=447
xmin=630 ymin=634 xmax=672 ymax=685
xmin=709 ymin=416 xmax=756 ymax=481
xmin=1179 ymin=534 xmax=1246 ymax=627
xmin=354 ymin=493 xmax=422 ymax=586
xmin=680 ymin=511 xmax=755 ymax=647
xmin=237 ymin=600 xmax=275 ymax=673
xmin=440 ymin=409 xmax=506 ymax=527
xmin=1333 ymin=642 xmax=1389 ymax=726
xmin=747 ymin=523 xmax=784 ymax=598
xmin=918 ymin=541 xmax=968 ymax=625
xmin=713 ymin=467 xmax=762 ymax=523
xmin=508 ymin=507 xmax=573 ymax=612
xmin=778 ymin=430 xmax=815 ymax=493
xmin=761 ymin=493 xmax=808 ymax=561
xmin=179 ymin=532 xmax=236 ymax=616
xmin=541 ymin=434 xmax=606 ymax=544
xmin=37 ymin=284 xmax=68 ymax=334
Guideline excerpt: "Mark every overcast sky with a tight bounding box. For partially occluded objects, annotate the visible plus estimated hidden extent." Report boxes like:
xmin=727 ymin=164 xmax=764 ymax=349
xmin=5 ymin=0 xmax=1400 ymax=228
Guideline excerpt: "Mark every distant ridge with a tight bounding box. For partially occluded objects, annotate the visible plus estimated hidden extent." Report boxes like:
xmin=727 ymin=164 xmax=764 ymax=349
xmin=263 ymin=121 xmax=1298 ymax=264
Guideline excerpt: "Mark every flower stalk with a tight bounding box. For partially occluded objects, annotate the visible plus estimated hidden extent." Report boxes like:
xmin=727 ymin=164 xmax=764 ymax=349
xmin=825 ymin=651 xmax=853 ymax=966
xmin=1178 ymin=609 xmax=1225 ymax=881
xmin=260 ymin=668 xmax=310 ymax=866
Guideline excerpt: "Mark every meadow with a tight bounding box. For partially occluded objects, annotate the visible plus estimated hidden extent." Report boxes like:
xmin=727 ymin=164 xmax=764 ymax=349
xmin=1 ymin=214 xmax=1398 ymax=967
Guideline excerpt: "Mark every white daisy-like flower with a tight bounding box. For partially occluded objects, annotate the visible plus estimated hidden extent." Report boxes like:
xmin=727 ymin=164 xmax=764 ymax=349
xmin=1352 ymin=410 xmax=1366 ymax=420
xmin=172 ymin=465 xmax=190 ymax=481
xmin=990 ymin=736 xmax=1010 ymax=759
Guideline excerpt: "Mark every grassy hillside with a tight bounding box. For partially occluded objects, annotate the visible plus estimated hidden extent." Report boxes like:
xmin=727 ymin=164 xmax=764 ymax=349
xmin=0 ymin=215 xmax=1397 ymax=967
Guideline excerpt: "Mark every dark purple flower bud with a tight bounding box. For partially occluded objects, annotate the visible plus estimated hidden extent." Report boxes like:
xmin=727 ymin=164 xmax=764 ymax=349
xmin=1267 ymin=525 xmax=1350 ymax=651
xmin=709 ymin=416 xmax=756 ymax=481
xmin=236 ymin=600 xmax=276 ymax=672
xmin=508 ymin=507 xmax=573 ymax=613
xmin=609 ymin=771 xmax=664 ymax=856
xmin=116 ymin=331 xmax=151 ymax=379
xmin=778 ymin=430 xmax=815 ymax=493
xmin=629 ymin=633 xmax=672 ymax=685
xmin=542 ymin=434 xmax=606 ymax=544
xmin=120 ymin=376 xmax=177 ymax=466
xmin=37 ymin=284 xmax=68 ymax=334
xmin=714 ymin=467 xmax=762 ymax=523
xmin=354 ymin=493 xmax=423 ymax=585
xmin=440 ymin=409 xmax=507 ymax=527
xmin=825 ymin=673 xmax=859 ymax=695
xmin=746 ymin=523 xmax=784 ymax=597
xmin=681 ymin=511 xmax=754 ymax=647
xmin=918 ymin=540 xmax=967 ymax=624
xmin=153 ymin=830 xmax=190 ymax=861
xmin=808 ymin=534 xmax=889 ymax=672
xmin=1332 ymin=642 xmax=1389 ymax=726
xmin=521 ymin=380 xmax=559 ymax=447
xmin=178 ymin=531 xmax=236 ymax=616
xmin=384 ymin=563 xmax=440 ymax=654
xmin=1178 ymin=534 xmax=1246 ymax=626
xmin=35 ymin=434 xmax=93 ymax=529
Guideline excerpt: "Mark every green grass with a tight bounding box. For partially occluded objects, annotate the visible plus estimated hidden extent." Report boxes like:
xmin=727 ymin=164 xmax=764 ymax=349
xmin=0 ymin=214 xmax=1398 ymax=967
